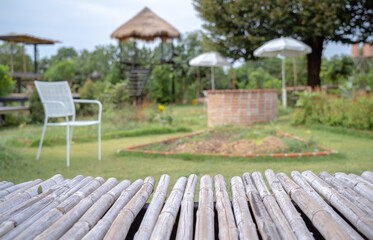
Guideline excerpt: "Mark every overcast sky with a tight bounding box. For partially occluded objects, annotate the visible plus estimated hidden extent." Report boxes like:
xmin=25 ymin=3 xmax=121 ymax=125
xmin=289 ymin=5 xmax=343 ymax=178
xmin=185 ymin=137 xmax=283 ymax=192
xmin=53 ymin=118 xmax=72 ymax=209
xmin=0 ymin=0 xmax=350 ymax=60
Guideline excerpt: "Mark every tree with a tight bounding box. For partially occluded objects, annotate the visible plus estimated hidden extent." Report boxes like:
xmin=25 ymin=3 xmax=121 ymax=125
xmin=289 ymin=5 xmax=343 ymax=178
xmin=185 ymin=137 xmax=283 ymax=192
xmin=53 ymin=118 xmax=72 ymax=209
xmin=193 ymin=0 xmax=373 ymax=88
xmin=44 ymin=59 xmax=75 ymax=84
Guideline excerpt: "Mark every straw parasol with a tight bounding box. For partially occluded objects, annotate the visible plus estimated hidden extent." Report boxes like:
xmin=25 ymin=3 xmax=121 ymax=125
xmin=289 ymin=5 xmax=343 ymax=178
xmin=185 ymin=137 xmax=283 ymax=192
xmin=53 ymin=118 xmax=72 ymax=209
xmin=111 ymin=7 xmax=180 ymax=42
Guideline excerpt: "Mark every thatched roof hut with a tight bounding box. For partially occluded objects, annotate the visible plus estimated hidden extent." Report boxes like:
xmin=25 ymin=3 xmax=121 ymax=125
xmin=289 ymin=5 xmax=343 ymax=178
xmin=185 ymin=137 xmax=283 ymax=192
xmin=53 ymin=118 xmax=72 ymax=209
xmin=111 ymin=7 xmax=180 ymax=42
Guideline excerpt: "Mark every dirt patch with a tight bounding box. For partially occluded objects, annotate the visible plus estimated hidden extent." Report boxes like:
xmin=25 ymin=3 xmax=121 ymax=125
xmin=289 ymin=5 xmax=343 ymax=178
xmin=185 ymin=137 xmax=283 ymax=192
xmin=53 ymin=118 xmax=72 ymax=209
xmin=171 ymin=136 xmax=289 ymax=154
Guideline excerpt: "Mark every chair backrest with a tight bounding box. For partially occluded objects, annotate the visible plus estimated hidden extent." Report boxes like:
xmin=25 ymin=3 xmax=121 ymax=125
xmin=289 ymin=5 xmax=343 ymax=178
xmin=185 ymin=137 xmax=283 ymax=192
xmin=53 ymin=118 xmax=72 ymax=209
xmin=34 ymin=81 xmax=75 ymax=118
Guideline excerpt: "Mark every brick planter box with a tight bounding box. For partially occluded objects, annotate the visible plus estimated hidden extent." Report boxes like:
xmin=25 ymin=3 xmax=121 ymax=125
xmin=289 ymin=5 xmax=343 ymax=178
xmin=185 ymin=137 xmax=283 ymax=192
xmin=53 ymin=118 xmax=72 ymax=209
xmin=205 ymin=89 xmax=278 ymax=127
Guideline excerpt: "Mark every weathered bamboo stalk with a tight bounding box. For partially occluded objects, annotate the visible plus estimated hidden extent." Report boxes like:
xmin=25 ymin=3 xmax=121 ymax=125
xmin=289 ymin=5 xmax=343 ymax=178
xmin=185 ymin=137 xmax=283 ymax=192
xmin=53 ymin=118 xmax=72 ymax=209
xmin=303 ymin=170 xmax=373 ymax=239
xmin=349 ymin=173 xmax=373 ymax=188
xmin=230 ymin=176 xmax=259 ymax=240
xmin=0 ymin=182 xmax=14 ymax=191
xmin=104 ymin=176 xmax=155 ymax=240
xmin=82 ymin=179 xmax=144 ymax=240
xmin=319 ymin=172 xmax=373 ymax=215
xmin=1 ymin=176 xmax=93 ymax=240
xmin=0 ymin=179 xmax=42 ymax=202
xmin=265 ymin=169 xmax=314 ymax=240
xmin=0 ymin=174 xmax=64 ymax=214
xmin=195 ymin=175 xmax=214 ymax=240
xmin=134 ymin=174 xmax=170 ymax=240
xmin=361 ymin=171 xmax=373 ymax=184
xmin=291 ymin=171 xmax=364 ymax=240
xmin=277 ymin=172 xmax=351 ymax=240
xmin=150 ymin=176 xmax=187 ymax=240
xmin=0 ymin=181 xmax=31 ymax=198
xmin=35 ymin=178 xmax=119 ymax=240
xmin=334 ymin=172 xmax=373 ymax=203
xmin=12 ymin=177 xmax=104 ymax=240
xmin=175 ymin=174 xmax=198 ymax=240
xmin=242 ymin=172 xmax=280 ymax=240
xmin=59 ymin=179 xmax=131 ymax=240
xmin=213 ymin=175 xmax=238 ymax=240
xmin=252 ymin=171 xmax=296 ymax=240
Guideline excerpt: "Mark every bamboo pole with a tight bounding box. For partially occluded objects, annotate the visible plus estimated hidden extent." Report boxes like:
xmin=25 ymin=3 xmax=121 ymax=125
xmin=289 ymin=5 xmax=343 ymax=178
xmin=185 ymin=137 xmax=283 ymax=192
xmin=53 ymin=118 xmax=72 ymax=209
xmin=230 ymin=176 xmax=259 ymax=240
xmin=2 ymin=176 xmax=93 ymax=240
xmin=0 ymin=183 xmax=14 ymax=192
xmin=242 ymin=172 xmax=280 ymax=240
xmin=150 ymin=177 xmax=187 ymax=240
xmin=319 ymin=172 xmax=373 ymax=215
xmin=334 ymin=172 xmax=373 ymax=203
xmin=251 ymin=171 xmax=296 ymax=240
xmin=0 ymin=179 xmax=42 ymax=202
xmin=175 ymin=174 xmax=198 ymax=240
xmin=104 ymin=176 xmax=155 ymax=240
xmin=195 ymin=175 xmax=214 ymax=240
xmin=349 ymin=173 xmax=373 ymax=188
xmin=362 ymin=171 xmax=373 ymax=184
xmin=291 ymin=171 xmax=364 ymax=240
xmin=302 ymin=170 xmax=373 ymax=239
xmin=264 ymin=169 xmax=314 ymax=240
xmin=213 ymin=175 xmax=238 ymax=240
xmin=134 ymin=174 xmax=170 ymax=240
xmin=0 ymin=181 xmax=32 ymax=199
xmin=0 ymin=174 xmax=64 ymax=214
xmin=12 ymin=177 xmax=104 ymax=240
xmin=277 ymin=172 xmax=351 ymax=240
xmin=35 ymin=178 xmax=119 ymax=240
xmin=82 ymin=179 xmax=144 ymax=240
xmin=59 ymin=179 xmax=131 ymax=240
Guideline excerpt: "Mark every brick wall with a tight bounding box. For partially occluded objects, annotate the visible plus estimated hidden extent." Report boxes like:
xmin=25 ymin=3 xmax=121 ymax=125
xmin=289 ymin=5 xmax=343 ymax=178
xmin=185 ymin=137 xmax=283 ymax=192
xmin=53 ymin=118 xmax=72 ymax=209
xmin=205 ymin=89 xmax=278 ymax=127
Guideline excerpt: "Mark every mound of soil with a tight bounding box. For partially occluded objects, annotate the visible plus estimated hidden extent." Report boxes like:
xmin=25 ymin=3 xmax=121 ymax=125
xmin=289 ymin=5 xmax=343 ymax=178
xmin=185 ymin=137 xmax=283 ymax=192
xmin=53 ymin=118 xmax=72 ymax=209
xmin=171 ymin=136 xmax=288 ymax=154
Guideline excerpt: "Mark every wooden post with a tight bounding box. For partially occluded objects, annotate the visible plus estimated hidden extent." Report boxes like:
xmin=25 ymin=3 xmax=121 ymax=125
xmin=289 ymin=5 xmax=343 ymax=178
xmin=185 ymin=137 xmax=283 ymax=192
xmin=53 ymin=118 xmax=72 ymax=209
xmin=277 ymin=172 xmax=351 ymax=240
xmin=264 ymin=169 xmax=314 ymax=240
xmin=291 ymin=171 xmax=363 ymax=240
xmin=242 ymin=172 xmax=280 ymax=240
xmin=195 ymin=175 xmax=214 ymax=240
xmin=150 ymin=177 xmax=187 ymax=240
xmin=83 ymin=179 xmax=144 ymax=240
xmin=104 ymin=177 xmax=155 ymax=240
xmin=214 ymin=175 xmax=238 ymax=240
xmin=176 ymin=174 xmax=198 ymax=240
xmin=230 ymin=176 xmax=258 ymax=240
xmin=135 ymin=174 xmax=170 ymax=240
xmin=302 ymin=170 xmax=373 ymax=239
xmin=33 ymin=44 xmax=38 ymax=73
xmin=22 ymin=45 xmax=26 ymax=72
xmin=251 ymin=172 xmax=296 ymax=240
xmin=10 ymin=43 xmax=14 ymax=72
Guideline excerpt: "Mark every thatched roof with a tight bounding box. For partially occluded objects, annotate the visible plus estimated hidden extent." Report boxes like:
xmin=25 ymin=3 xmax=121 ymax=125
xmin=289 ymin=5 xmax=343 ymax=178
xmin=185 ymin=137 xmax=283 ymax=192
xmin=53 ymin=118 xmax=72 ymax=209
xmin=0 ymin=34 xmax=60 ymax=44
xmin=111 ymin=7 xmax=180 ymax=42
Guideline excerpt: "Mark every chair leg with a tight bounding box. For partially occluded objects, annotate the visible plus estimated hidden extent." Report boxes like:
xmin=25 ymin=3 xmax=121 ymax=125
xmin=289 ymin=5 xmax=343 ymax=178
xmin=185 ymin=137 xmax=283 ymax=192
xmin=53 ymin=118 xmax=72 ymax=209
xmin=37 ymin=118 xmax=48 ymax=160
xmin=66 ymin=124 xmax=70 ymax=167
xmin=98 ymin=122 xmax=101 ymax=160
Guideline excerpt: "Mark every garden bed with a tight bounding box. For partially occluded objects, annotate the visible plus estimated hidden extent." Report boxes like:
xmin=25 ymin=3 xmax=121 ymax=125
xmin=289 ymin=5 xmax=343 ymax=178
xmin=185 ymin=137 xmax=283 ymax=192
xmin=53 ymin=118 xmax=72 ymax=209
xmin=124 ymin=127 xmax=336 ymax=158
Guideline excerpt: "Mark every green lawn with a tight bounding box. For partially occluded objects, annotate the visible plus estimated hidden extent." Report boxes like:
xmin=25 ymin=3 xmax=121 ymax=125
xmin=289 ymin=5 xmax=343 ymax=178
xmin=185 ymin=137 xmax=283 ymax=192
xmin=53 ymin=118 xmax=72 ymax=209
xmin=0 ymin=104 xmax=372 ymax=190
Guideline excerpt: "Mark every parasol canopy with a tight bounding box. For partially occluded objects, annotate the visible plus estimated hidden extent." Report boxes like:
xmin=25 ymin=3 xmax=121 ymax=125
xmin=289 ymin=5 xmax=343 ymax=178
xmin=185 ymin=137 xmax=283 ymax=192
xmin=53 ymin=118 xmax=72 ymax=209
xmin=254 ymin=37 xmax=311 ymax=107
xmin=111 ymin=7 xmax=180 ymax=42
xmin=189 ymin=52 xmax=231 ymax=90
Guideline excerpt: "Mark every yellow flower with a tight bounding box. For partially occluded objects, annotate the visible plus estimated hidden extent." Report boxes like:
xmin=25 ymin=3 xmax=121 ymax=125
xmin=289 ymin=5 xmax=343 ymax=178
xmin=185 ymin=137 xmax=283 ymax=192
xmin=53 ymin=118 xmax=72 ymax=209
xmin=4 ymin=75 xmax=7 ymax=79
xmin=158 ymin=105 xmax=165 ymax=112
xmin=305 ymin=130 xmax=311 ymax=134
xmin=192 ymin=100 xmax=198 ymax=105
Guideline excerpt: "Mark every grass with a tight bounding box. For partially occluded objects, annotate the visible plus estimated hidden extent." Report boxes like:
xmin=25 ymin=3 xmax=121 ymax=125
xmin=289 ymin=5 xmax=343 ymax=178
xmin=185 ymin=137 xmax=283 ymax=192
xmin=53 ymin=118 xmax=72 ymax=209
xmin=0 ymin=104 xmax=372 ymax=194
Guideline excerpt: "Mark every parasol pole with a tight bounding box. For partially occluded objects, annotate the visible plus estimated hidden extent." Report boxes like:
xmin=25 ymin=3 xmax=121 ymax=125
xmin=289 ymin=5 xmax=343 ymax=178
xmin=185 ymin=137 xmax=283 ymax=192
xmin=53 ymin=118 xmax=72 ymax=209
xmin=281 ymin=57 xmax=287 ymax=107
xmin=211 ymin=67 xmax=215 ymax=90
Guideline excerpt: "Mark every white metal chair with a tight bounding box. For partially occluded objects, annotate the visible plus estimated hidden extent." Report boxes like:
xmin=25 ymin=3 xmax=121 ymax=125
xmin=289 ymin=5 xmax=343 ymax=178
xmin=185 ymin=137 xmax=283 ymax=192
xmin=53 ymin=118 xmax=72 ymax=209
xmin=34 ymin=81 xmax=102 ymax=167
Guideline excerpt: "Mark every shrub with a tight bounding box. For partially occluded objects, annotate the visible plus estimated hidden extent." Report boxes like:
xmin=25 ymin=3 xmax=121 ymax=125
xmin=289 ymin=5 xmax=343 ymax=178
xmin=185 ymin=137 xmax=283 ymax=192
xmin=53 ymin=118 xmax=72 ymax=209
xmin=110 ymin=82 xmax=130 ymax=107
xmin=29 ymin=88 xmax=44 ymax=123
xmin=0 ymin=64 xmax=15 ymax=96
xmin=78 ymin=79 xmax=99 ymax=115
xmin=291 ymin=91 xmax=373 ymax=130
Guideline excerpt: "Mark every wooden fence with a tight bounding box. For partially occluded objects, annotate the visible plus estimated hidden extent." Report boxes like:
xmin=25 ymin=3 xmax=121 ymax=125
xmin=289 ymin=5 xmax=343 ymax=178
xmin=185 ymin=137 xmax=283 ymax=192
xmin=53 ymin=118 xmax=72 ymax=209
xmin=0 ymin=170 xmax=372 ymax=239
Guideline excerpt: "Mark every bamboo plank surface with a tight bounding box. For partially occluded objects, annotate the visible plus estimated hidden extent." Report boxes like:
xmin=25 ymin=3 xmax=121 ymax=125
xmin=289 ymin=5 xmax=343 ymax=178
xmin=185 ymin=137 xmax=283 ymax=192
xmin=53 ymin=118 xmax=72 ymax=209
xmin=175 ymin=174 xmax=197 ymax=240
xmin=0 ymin=171 xmax=370 ymax=240
xmin=0 ymin=181 xmax=31 ymax=198
xmin=362 ymin=171 xmax=373 ymax=183
xmin=252 ymin=171 xmax=296 ymax=240
xmin=134 ymin=174 xmax=170 ymax=240
xmin=334 ymin=172 xmax=373 ymax=202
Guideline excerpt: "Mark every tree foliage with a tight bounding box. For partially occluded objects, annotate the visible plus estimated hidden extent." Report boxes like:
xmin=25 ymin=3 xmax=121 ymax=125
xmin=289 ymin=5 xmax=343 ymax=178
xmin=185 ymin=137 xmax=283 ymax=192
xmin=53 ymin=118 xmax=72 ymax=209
xmin=193 ymin=0 xmax=373 ymax=87
xmin=0 ymin=64 xmax=14 ymax=96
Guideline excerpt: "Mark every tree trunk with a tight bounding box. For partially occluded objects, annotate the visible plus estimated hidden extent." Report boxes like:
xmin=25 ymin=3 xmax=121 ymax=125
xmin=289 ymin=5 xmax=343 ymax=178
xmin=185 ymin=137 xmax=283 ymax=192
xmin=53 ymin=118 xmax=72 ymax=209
xmin=305 ymin=37 xmax=324 ymax=89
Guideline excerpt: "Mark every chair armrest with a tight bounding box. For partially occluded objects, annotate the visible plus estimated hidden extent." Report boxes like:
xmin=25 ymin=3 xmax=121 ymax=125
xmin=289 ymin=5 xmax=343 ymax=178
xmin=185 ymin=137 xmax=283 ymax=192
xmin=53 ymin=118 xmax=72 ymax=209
xmin=73 ymin=99 xmax=102 ymax=122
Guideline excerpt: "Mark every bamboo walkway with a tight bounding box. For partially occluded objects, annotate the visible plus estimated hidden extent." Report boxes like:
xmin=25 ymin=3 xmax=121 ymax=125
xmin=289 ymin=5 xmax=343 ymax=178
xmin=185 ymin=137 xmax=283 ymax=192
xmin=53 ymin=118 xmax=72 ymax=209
xmin=0 ymin=171 xmax=372 ymax=240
